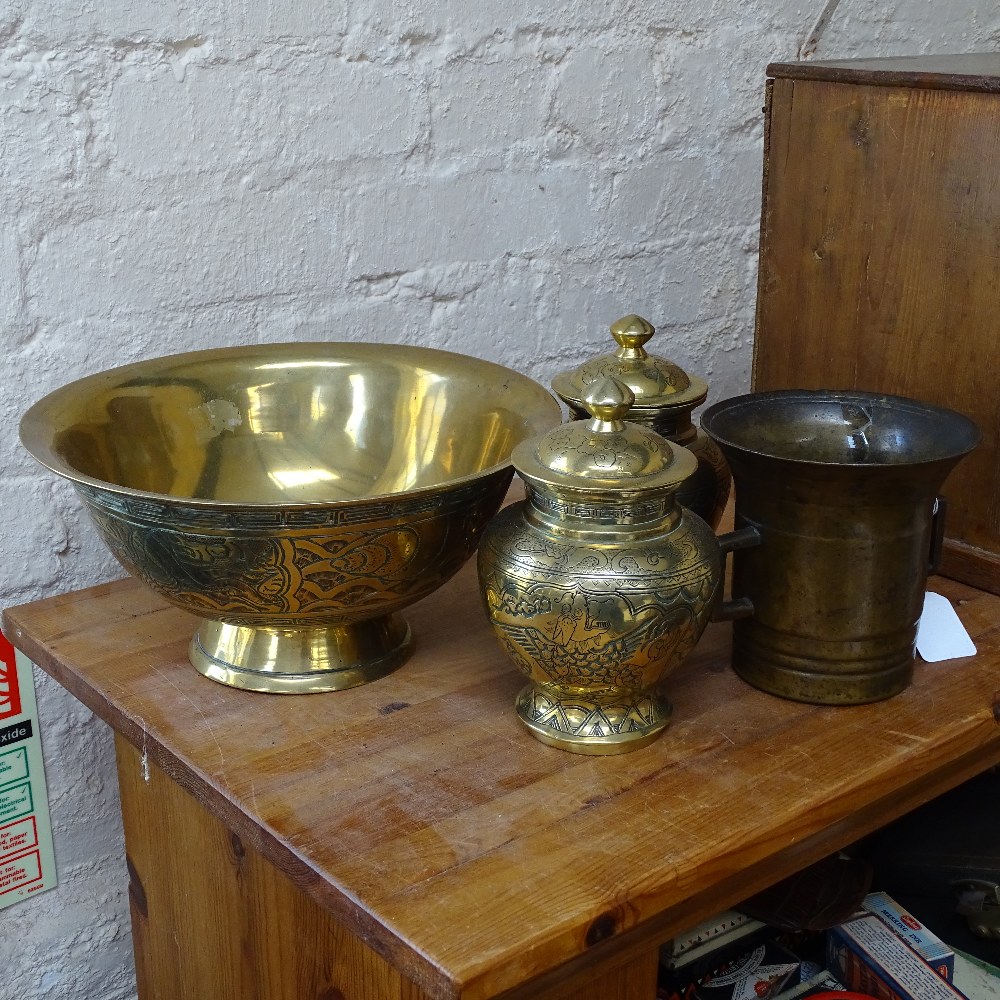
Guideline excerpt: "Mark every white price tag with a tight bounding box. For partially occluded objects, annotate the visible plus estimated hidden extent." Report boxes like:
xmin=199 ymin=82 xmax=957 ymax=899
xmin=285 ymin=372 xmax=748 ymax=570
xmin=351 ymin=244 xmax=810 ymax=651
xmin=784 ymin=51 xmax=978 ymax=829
xmin=915 ymin=592 xmax=977 ymax=663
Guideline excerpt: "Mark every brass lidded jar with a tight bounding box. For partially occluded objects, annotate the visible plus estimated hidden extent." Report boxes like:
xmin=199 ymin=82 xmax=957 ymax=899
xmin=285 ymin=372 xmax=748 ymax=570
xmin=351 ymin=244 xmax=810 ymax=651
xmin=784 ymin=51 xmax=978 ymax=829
xmin=477 ymin=377 xmax=722 ymax=754
xmin=551 ymin=314 xmax=731 ymax=527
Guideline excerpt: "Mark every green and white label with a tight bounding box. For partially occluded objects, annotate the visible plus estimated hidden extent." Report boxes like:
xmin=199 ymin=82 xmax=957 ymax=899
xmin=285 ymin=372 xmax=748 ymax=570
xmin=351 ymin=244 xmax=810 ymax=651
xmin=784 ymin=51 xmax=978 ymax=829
xmin=0 ymin=634 xmax=57 ymax=908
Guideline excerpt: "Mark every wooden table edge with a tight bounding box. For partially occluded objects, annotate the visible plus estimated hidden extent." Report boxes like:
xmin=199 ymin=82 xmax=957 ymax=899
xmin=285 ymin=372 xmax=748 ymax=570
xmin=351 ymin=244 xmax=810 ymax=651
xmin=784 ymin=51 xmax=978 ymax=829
xmin=7 ymin=579 xmax=1000 ymax=1000
xmin=2 ymin=604 xmax=464 ymax=999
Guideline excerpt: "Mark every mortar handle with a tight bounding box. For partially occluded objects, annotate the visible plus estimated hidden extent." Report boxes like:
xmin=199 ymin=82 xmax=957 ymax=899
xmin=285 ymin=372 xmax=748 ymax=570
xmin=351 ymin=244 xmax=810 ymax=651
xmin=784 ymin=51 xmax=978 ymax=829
xmin=712 ymin=525 xmax=760 ymax=622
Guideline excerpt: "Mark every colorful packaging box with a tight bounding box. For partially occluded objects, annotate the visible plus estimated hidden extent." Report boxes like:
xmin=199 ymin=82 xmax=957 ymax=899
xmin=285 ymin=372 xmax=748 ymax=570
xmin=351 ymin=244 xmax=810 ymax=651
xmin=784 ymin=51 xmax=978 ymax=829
xmin=861 ymin=891 xmax=954 ymax=981
xmin=663 ymin=910 xmax=769 ymax=972
xmin=827 ymin=914 xmax=969 ymax=1000
xmin=773 ymin=968 xmax=848 ymax=998
xmin=659 ymin=910 xmax=776 ymax=999
xmin=692 ymin=942 xmax=800 ymax=1000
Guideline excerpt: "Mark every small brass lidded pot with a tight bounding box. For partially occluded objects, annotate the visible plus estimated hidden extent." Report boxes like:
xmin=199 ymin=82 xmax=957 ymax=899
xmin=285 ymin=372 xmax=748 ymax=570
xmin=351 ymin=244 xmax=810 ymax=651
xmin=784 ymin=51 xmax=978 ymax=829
xmin=477 ymin=377 xmax=723 ymax=754
xmin=551 ymin=314 xmax=730 ymax=528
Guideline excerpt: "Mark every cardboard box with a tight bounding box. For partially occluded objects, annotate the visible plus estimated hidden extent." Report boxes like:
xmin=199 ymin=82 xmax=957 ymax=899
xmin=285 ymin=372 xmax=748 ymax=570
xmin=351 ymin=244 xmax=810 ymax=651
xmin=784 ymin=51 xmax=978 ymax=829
xmin=693 ymin=942 xmax=800 ymax=1000
xmin=663 ymin=911 xmax=769 ymax=972
xmin=659 ymin=910 xmax=776 ymax=999
xmin=861 ymin=891 xmax=954 ymax=981
xmin=773 ymin=968 xmax=848 ymax=998
xmin=827 ymin=914 xmax=969 ymax=1000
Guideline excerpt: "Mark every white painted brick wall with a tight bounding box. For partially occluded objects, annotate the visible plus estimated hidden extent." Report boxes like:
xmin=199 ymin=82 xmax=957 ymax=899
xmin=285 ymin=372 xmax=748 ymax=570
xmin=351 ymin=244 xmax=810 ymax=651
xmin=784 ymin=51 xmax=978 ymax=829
xmin=2 ymin=2 xmax=999 ymax=997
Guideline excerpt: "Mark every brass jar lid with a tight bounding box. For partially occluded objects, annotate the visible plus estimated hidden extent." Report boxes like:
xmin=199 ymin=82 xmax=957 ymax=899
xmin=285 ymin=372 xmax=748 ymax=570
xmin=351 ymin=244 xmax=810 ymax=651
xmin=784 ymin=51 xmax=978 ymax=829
xmin=551 ymin=314 xmax=708 ymax=413
xmin=512 ymin=377 xmax=697 ymax=492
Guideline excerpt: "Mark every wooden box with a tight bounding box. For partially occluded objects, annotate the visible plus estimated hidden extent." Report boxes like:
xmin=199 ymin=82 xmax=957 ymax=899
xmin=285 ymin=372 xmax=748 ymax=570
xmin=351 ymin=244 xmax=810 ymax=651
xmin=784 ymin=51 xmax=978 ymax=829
xmin=753 ymin=55 xmax=1000 ymax=594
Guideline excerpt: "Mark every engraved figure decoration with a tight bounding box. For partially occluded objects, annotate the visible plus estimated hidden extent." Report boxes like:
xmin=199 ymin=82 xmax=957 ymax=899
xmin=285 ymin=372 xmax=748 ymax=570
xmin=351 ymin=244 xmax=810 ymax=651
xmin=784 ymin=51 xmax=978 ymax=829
xmin=478 ymin=377 xmax=724 ymax=754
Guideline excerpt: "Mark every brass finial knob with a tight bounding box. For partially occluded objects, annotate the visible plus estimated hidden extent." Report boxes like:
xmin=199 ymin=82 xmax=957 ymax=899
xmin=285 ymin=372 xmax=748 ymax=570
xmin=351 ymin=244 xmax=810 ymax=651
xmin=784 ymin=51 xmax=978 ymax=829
xmin=610 ymin=314 xmax=655 ymax=356
xmin=551 ymin=313 xmax=700 ymax=411
xmin=582 ymin=377 xmax=634 ymax=430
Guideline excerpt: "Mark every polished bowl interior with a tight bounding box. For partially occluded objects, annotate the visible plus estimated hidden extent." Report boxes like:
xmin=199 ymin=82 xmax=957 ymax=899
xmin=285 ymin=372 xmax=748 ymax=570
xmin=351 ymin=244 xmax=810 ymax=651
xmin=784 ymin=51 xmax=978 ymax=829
xmin=23 ymin=342 xmax=558 ymax=502
xmin=21 ymin=342 xmax=562 ymax=692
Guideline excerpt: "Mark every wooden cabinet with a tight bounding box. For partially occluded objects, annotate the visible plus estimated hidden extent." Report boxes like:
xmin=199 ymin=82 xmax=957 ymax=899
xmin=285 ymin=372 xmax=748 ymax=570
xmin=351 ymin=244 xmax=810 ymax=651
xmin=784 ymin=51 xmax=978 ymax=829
xmin=754 ymin=55 xmax=1000 ymax=594
xmin=5 ymin=551 xmax=1000 ymax=999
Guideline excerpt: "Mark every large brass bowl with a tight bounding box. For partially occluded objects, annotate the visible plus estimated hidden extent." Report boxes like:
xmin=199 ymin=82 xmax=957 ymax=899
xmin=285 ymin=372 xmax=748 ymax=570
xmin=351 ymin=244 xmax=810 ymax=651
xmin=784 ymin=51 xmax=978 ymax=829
xmin=20 ymin=342 xmax=562 ymax=693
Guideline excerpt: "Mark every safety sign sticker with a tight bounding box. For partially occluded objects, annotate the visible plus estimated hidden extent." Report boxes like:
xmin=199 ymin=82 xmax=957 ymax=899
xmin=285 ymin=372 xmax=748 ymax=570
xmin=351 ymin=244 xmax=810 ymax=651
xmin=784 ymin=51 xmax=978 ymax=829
xmin=0 ymin=632 xmax=57 ymax=908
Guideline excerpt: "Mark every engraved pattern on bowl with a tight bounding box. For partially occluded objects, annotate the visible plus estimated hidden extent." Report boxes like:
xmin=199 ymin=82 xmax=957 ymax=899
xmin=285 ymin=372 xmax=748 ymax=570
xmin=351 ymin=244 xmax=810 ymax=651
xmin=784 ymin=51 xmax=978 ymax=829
xmin=20 ymin=342 xmax=562 ymax=691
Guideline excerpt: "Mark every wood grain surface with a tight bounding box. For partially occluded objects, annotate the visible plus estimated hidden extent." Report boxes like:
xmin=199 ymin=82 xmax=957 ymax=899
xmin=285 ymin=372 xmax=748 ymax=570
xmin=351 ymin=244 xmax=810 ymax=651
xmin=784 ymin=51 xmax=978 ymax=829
xmin=118 ymin=733 xmax=432 ymax=1000
xmin=767 ymin=54 xmax=1000 ymax=93
xmin=6 ymin=559 xmax=1000 ymax=998
xmin=754 ymin=58 xmax=1000 ymax=593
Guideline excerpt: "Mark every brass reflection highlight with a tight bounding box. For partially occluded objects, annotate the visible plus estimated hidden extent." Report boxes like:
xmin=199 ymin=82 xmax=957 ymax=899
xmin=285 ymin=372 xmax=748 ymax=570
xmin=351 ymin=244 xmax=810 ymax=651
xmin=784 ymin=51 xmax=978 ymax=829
xmin=21 ymin=341 xmax=562 ymax=693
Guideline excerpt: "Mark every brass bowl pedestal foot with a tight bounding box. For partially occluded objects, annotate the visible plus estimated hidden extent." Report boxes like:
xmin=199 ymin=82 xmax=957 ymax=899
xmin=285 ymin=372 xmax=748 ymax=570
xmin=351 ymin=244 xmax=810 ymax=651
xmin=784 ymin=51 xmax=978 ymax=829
xmin=190 ymin=616 xmax=412 ymax=693
xmin=515 ymin=684 xmax=672 ymax=755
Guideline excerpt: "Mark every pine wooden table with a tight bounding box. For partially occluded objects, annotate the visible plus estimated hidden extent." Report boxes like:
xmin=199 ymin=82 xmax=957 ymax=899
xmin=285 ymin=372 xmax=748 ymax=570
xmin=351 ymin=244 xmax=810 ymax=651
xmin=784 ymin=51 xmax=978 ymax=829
xmin=5 ymin=558 xmax=1000 ymax=999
